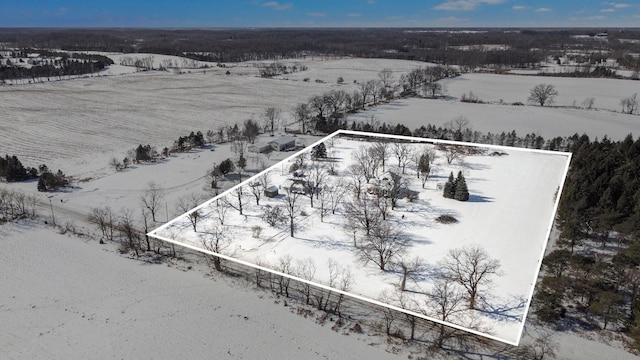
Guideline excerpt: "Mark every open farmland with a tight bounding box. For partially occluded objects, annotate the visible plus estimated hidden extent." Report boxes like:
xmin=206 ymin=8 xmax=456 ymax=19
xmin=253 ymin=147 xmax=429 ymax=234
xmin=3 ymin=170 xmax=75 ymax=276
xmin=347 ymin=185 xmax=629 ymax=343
xmin=0 ymin=56 xmax=428 ymax=178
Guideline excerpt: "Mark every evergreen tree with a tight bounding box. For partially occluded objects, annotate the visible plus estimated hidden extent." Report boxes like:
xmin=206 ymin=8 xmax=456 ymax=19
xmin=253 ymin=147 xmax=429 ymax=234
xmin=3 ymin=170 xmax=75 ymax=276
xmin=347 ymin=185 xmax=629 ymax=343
xmin=311 ymin=142 xmax=327 ymax=160
xmin=454 ymin=174 xmax=470 ymax=201
xmin=443 ymin=172 xmax=455 ymax=199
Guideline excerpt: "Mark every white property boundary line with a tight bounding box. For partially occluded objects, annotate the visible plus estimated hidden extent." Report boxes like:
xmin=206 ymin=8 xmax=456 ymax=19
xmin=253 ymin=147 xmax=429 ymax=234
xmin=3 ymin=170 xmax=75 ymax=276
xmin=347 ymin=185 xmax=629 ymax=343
xmin=148 ymin=129 xmax=572 ymax=346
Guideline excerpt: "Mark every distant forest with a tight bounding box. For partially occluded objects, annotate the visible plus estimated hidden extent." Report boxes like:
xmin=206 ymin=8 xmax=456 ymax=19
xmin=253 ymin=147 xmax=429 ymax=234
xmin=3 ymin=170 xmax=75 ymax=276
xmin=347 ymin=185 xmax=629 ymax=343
xmin=1 ymin=28 xmax=639 ymax=67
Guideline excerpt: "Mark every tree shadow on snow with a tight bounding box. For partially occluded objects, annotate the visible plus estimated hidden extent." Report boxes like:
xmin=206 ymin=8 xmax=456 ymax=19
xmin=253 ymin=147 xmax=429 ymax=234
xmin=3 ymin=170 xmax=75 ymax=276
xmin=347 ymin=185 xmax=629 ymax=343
xmin=467 ymin=194 xmax=494 ymax=203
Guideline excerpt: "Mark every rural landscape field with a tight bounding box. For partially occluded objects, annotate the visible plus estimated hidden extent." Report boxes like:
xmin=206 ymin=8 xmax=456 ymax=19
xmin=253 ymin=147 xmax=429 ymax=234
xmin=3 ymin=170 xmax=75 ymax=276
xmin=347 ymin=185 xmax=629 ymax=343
xmin=2 ymin=19 xmax=640 ymax=360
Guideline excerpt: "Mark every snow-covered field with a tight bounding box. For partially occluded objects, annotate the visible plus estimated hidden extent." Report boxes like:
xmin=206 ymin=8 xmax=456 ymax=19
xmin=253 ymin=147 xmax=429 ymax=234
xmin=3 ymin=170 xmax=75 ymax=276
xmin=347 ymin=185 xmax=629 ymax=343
xmin=151 ymin=132 xmax=571 ymax=345
xmin=440 ymin=73 xmax=639 ymax=112
xmin=0 ymin=222 xmax=401 ymax=360
xmin=3 ymin=55 xmax=640 ymax=358
xmin=348 ymin=97 xmax=640 ymax=141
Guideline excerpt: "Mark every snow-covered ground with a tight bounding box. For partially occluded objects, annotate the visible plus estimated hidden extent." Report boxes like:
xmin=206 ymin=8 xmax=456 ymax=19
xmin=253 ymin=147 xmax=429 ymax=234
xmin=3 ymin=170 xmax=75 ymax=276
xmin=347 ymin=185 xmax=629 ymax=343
xmin=151 ymin=132 xmax=571 ymax=345
xmin=440 ymin=73 xmax=639 ymax=112
xmin=348 ymin=98 xmax=640 ymax=141
xmin=3 ymin=55 xmax=640 ymax=358
xmin=0 ymin=222 xmax=402 ymax=360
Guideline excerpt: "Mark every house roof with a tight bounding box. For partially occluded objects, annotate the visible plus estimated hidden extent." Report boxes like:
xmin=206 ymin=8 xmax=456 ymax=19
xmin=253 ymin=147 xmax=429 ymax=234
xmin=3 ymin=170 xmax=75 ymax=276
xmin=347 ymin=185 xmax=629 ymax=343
xmin=269 ymin=136 xmax=296 ymax=145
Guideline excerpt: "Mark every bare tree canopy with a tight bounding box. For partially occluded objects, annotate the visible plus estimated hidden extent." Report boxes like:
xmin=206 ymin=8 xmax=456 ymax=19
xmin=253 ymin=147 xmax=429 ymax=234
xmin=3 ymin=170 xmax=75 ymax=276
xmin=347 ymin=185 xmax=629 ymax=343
xmin=528 ymin=83 xmax=559 ymax=106
xmin=441 ymin=244 xmax=502 ymax=309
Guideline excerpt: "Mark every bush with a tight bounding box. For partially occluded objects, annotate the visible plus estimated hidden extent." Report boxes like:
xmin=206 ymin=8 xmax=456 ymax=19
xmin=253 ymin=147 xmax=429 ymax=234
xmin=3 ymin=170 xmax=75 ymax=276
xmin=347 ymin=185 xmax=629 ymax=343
xmin=251 ymin=225 xmax=262 ymax=238
xmin=262 ymin=206 xmax=286 ymax=226
xmin=435 ymin=215 xmax=458 ymax=224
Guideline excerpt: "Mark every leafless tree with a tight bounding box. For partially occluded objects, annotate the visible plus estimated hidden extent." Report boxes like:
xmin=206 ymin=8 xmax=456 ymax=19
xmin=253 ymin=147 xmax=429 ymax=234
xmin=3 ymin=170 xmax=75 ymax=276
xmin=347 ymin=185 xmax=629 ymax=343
xmin=309 ymin=94 xmax=327 ymax=122
xmin=422 ymin=277 xmax=467 ymax=348
xmin=358 ymin=80 xmax=376 ymax=108
xmin=282 ymin=187 xmax=302 ymax=237
xmin=344 ymin=197 xmax=382 ymax=238
xmin=386 ymin=171 xmax=405 ymax=209
xmin=140 ymin=208 xmax=154 ymax=252
xmin=118 ymin=208 xmax=141 ymax=256
xmin=243 ymin=118 xmax=260 ymax=143
xmin=352 ymin=145 xmax=380 ymax=182
xmin=224 ymin=186 xmax=246 ymax=215
xmin=439 ymin=144 xmax=466 ymax=165
xmin=141 ymin=181 xmax=164 ymax=222
xmin=347 ymin=164 xmax=366 ymax=199
xmin=357 ymin=221 xmax=408 ymax=270
xmin=295 ymin=258 xmax=316 ymax=305
xmin=423 ymin=81 xmax=445 ymax=98
xmin=392 ymin=142 xmax=413 ymax=174
xmin=176 ymin=193 xmax=204 ymax=232
xmin=371 ymin=141 xmax=390 ymax=173
xmin=378 ymin=68 xmax=394 ymax=93
xmin=263 ymin=106 xmax=281 ymax=136
xmin=377 ymin=289 xmax=399 ymax=336
xmin=375 ymin=195 xmax=391 ymax=220
xmin=395 ymin=256 xmax=426 ymax=292
xmin=620 ymin=93 xmax=638 ymax=114
xmin=326 ymin=178 xmax=346 ymax=215
xmin=528 ymin=83 xmax=558 ymax=106
xmin=305 ymin=163 xmax=327 ymax=208
xmin=211 ymin=197 xmax=228 ymax=225
xmin=515 ymin=329 xmax=559 ymax=360
xmin=293 ymin=102 xmax=312 ymax=134
xmin=441 ymin=245 xmax=503 ymax=309
xmin=88 ymin=206 xmax=115 ymax=242
xmin=201 ymin=223 xmax=232 ymax=272
xmin=276 ymin=255 xmax=294 ymax=297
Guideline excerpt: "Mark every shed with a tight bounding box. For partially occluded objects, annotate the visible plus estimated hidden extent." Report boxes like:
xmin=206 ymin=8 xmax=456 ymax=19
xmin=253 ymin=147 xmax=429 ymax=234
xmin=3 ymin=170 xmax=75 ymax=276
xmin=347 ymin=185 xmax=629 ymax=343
xmin=264 ymin=185 xmax=279 ymax=198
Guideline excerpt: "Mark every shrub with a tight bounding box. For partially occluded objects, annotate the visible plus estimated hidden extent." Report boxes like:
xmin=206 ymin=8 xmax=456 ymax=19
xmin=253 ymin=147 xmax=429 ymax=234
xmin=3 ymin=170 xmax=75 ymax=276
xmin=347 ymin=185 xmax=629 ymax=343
xmin=251 ymin=225 xmax=262 ymax=238
xmin=262 ymin=206 xmax=286 ymax=226
xmin=435 ymin=215 xmax=458 ymax=224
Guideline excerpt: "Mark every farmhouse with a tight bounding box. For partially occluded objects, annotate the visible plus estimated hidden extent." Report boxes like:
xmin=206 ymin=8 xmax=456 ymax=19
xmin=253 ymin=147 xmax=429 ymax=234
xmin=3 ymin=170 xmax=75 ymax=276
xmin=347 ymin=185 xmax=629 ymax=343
xmin=269 ymin=136 xmax=296 ymax=152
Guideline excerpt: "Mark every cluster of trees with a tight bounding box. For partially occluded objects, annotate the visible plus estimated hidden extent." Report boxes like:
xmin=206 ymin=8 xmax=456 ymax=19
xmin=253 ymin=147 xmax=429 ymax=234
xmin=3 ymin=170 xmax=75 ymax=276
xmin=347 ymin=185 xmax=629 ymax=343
xmin=259 ymin=62 xmax=307 ymax=78
xmin=0 ymin=155 xmax=36 ymax=182
xmin=0 ymin=187 xmax=37 ymax=222
xmin=443 ymin=171 xmax=469 ymax=201
xmin=0 ymin=50 xmax=112 ymax=82
xmin=533 ymin=133 xmax=640 ymax=349
xmin=290 ymin=65 xmax=458 ymax=135
xmin=36 ymin=166 xmax=69 ymax=192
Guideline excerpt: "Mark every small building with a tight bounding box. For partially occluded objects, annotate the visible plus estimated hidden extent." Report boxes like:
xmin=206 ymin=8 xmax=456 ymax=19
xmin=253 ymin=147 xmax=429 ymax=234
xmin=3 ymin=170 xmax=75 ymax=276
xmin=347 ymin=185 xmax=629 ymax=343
xmin=264 ymin=185 xmax=279 ymax=198
xmin=248 ymin=142 xmax=271 ymax=153
xmin=269 ymin=136 xmax=296 ymax=152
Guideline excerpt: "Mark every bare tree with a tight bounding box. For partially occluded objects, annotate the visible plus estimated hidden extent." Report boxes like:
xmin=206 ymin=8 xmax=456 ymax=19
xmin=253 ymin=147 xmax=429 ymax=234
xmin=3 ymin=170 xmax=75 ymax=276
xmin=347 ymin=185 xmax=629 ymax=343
xmin=386 ymin=171 xmax=405 ymax=209
xmin=445 ymin=116 xmax=470 ymax=141
xmin=263 ymin=107 xmax=281 ymax=136
xmin=620 ymin=93 xmax=638 ymax=114
xmin=327 ymin=178 xmax=346 ymax=215
xmin=224 ymin=186 xmax=246 ymax=215
xmin=201 ymin=223 xmax=232 ymax=272
xmin=439 ymin=144 xmax=465 ymax=165
xmin=357 ymin=221 xmax=408 ymax=270
xmin=243 ymin=118 xmax=260 ymax=143
xmin=118 ymin=208 xmax=140 ymax=256
xmin=211 ymin=197 xmax=228 ymax=225
xmin=352 ymin=145 xmax=380 ymax=182
xmin=176 ymin=193 xmax=204 ymax=232
xmin=528 ymin=83 xmax=558 ymax=106
xmin=441 ymin=245 xmax=503 ymax=309
xmin=305 ymin=163 xmax=327 ymax=208
xmin=371 ymin=141 xmax=390 ymax=173
xmin=423 ymin=81 xmax=444 ymax=98
xmin=347 ymin=164 xmax=366 ymax=199
xmin=422 ymin=277 xmax=466 ymax=348
xmin=395 ymin=256 xmax=426 ymax=292
xmin=391 ymin=142 xmax=413 ymax=174
xmin=309 ymin=94 xmax=327 ymax=122
xmin=88 ymin=206 xmax=115 ymax=242
xmin=417 ymin=151 xmax=431 ymax=188
xmin=358 ymin=80 xmax=376 ymax=108
xmin=282 ymin=187 xmax=302 ymax=237
xmin=293 ymin=102 xmax=312 ymax=134
xmin=344 ymin=197 xmax=382 ymax=238
xmin=377 ymin=289 xmax=399 ymax=336
xmin=141 ymin=181 xmax=164 ymax=222
xmin=276 ymin=255 xmax=294 ymax=297
xmin=295 ymin=258 xmax=316 ymax=305
xmin=249 ymin=180 xmax=263 ymax=206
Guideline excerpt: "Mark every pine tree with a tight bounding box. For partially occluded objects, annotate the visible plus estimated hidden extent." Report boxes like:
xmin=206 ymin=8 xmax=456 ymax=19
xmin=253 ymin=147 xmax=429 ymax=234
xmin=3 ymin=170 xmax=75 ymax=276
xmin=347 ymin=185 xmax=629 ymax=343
xmin=443 ymin=172 xmax=455 ymax=199
xmin=311 ymin=142 xmax=327 ymax=160
xmin=455 ymin=174 xmax=470 ymax=201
